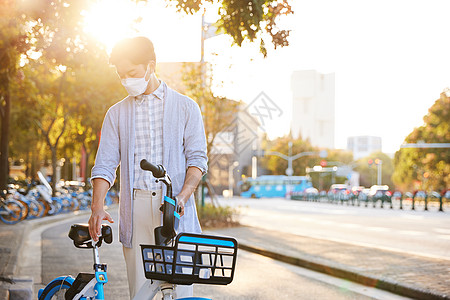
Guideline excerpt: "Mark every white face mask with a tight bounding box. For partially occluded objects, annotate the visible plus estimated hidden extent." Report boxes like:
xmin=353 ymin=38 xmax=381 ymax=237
xmin=121 ymin=68 xmax=150 ymax=96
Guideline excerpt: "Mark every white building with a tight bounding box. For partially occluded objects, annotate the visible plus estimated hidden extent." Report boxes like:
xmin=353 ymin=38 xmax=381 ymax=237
xmin=291 ymin=70 xmax=335 ymax=149
xmin=347 ymin=136 xmax=382 ymax=160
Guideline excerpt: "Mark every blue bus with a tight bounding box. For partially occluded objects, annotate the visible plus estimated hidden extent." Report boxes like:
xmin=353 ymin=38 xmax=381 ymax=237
xmin=238 ymin=175 xmax=313 ymax=198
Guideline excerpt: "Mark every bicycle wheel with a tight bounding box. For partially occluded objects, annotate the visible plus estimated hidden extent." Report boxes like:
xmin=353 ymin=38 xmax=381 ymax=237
xmin=0 ymin=200 xmax=23 ymax=224
xmin=38 ymin=276 xmax=74 ymax=300
xmin=38 ymin=198 xmax=51 ymax=216
xmin=28 ymin=198 xmax=43 ymax=218
xmin=16 ymin=199 xmax=29 ymax=220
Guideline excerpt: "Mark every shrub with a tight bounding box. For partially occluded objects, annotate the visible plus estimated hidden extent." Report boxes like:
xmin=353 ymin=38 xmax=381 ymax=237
xmin=196 ymin=202 xmax=240 ymax=229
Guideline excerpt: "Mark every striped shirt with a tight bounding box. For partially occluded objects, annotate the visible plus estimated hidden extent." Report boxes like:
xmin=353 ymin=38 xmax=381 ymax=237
xmin=133 ymin=82 xmax=164 ymax=190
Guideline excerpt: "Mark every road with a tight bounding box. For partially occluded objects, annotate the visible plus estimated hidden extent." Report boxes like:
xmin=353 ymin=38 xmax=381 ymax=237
xmin=218 ymin=197 xmax=450 ymax=260
xmin=20 ymin=208 xmax=410 ymax=300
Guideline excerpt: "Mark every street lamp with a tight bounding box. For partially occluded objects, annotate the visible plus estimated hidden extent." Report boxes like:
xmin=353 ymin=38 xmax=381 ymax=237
xmin=264 ymin=144 xmax=325 ymax=198
xmin=228 ymin=161 xmax=239 ymax=198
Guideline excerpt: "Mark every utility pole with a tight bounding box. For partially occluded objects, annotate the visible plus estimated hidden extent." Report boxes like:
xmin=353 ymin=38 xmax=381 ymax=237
xmin=228 ymin=161 xmax=239 ymax=198
xmin=376 ymin=159 xmax=382 ymax=185
xmin=200 ymin=8 xmax=206 ymax=207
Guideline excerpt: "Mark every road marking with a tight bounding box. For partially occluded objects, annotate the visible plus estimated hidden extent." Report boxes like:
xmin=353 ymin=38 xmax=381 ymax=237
xmin=397 ymin=230 xmax=424 ymax=236
xmin=400 ymin=215 xmax=425 ymax=220
xmin=314 ymin=220 xmax=336 ymax=225
xmin=286 ymin=232 xmax=450 ymax=261
xmin=338 ymin=223 xmax=361 ymax=229
xmin=366 ymin=226 xmax=390 ymax=232
xmin=433 ymin=228 xmax=450 ymax=234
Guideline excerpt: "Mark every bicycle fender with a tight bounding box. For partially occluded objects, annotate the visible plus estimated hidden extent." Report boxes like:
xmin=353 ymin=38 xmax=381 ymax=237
xmin=38 ymin=276 xmax=75 ymax=299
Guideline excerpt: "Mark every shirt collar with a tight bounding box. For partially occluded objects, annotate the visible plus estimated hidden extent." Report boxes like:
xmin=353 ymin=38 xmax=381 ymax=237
xmin=134 ymin=81 xmax=165 ymax=103
xmin=152 ymin=81 xmax=165 ymax=100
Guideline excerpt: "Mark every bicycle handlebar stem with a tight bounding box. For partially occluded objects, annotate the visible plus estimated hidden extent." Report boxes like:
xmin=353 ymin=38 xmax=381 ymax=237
xmin=156 ymin=174 xmax=172 ymax=199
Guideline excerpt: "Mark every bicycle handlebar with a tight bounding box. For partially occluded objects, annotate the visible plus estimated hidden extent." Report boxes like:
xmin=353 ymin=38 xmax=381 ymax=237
xmin=140 ymin=159 xmax=166 ymax=178
xmin=140 ymin=160 xmax=177 ymax=245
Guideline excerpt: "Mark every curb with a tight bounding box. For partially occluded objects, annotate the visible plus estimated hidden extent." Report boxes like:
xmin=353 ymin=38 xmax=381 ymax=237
xmin=238 ymin=243 xmax=449 ymax=300
xmin=14 ymin=208 xmax=95 ymax=276
xmin=6 ymin=206 xmax=112 ymax=300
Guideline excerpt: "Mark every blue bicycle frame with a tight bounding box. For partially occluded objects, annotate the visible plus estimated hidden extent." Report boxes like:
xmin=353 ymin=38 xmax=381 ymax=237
xmin=93 ymin=269 xmax=108 ymax=299
xmin=38 ymin=225 xmax=112 ymax=300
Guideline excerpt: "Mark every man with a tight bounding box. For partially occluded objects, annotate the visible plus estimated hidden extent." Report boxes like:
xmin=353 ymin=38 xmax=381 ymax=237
xmin=88 ymin=36 xmax=207 ymax=299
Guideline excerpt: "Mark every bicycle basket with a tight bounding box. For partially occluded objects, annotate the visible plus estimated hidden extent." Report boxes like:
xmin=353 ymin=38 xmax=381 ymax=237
xmin=140 ymin=233 xmax=238 ymax=285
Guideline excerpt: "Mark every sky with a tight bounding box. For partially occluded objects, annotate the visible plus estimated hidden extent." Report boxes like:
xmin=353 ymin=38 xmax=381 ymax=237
xmin=83 ymin=0 xmax=450 ymax=154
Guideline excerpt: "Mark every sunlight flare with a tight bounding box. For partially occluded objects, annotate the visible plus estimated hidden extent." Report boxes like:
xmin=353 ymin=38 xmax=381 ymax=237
xmin=82 ymin=0 xmax=140 ymax=52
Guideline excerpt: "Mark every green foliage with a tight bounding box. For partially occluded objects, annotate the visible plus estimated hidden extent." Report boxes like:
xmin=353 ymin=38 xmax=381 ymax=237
xmin=196 ymin=202 xmax=240 ymax=229
xmin=3 ymin=0 xmax=293 ymax=189
xmin=392 ymin=91 xmax=450 ymax=192
xmin=169 ymin=0 xmax=293 ymax=57
xmin=181 ymin=63 xmax=239 ymax=156
xmin=261 ymin=135 xmax=315 ymax=176
xmin=325 ymin=149 xmax=354 ymax=165
xmin=308 ymin=149 xmax=354 ymax=190
xmin=0 ymin=2 xmax=33 ymax=188
xmin=4 ymin=0 xmax=125 ymax=186
xmin=354 ymin=152 xmax=394 ymax=189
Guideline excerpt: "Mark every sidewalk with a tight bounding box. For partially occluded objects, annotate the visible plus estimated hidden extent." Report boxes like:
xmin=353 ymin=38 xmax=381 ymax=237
xmin=210 ymin=226 xmax=450 ymax=300
xmin=0 ymin=209 xmax=92 ymax=299
xmin=1 ymin=211 xmax=449 ymax=300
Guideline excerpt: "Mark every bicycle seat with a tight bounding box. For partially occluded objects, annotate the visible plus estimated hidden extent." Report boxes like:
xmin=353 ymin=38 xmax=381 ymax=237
xmin=68 ymin=223 xmax=113 ymax=247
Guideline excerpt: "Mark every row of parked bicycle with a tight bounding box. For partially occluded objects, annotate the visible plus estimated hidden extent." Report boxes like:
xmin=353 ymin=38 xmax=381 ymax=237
xmin=291 ymin=184 xmax=449 ymax=212
xmin=0 ymin=173 xmax=118 ymax=225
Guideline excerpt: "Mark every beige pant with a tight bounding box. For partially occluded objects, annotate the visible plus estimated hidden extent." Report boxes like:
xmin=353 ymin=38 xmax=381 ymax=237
xmin=123 ymin=189 xmax=193 ymax=299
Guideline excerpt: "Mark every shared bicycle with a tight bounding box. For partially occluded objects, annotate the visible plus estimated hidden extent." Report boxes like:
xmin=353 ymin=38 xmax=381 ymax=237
xmin=0 ymin=190 xmax=24 ymax=225
xmin=38 ymin=160 xmax=238 ymax=300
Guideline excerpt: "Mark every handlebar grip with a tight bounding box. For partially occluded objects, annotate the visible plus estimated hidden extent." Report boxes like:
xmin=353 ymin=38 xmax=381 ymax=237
xmin=140 ymin=159 xmax=166 ymax=178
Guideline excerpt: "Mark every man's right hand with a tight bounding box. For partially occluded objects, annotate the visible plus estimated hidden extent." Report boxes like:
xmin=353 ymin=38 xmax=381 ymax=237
xmin=88 ymin=209 xmax=114 ymax=242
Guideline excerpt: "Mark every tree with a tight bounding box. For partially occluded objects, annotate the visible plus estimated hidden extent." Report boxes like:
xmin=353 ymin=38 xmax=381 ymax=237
xmin=9 ymin=66 xmax=43 ymax=179
xmin=355 ymin=152 xmax=394 ymax=189
xmin=170 ymin=0 xmax=293 ymax=57
xmin=2 ymin=0 xmax=294 ymax=190
xmin=64 ymin=57 xmax=126 ymax=185
xmin=0 ymin=2 xmax=30 ymax=189
xmin=392 ymin=91 xmax=450 ymax=192
xmin=261 ymin=134 xmax=316 ymax=176
xmin=181 ymin=62 xmax=239 ymax=156
xmin=21 ymin=0 xmax=112 ymax=192
xmin=314 ymin=149 xmax=354 ymax=190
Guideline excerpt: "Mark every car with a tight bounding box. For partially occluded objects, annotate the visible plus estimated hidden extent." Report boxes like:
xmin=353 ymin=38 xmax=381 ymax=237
xmin=369 ymin=185 xmax=391 ymax=198
xmin=330 ymin=184 xmax=348 ymax=194
xmin=358 ymin=188 xmax=371 ymax=202
xmin=305 ymin=187 xmax=319 ymax=195
xmin=350 ymin=186 xmax=365 ymax=197
xmin=328 ymin=184 xmax=350 ymax=203
xmin=392 ymin=191 xmax=403 ymax=200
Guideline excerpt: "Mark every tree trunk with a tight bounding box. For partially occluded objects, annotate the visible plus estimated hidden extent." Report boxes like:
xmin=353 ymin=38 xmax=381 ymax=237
xmin=51 ymin=146 xmax=57 ymax=196
xmin=31 ymin=148 xmax=38 ymax=181
xmin=84 ymin=147 xmax=90 ymax=188
xmin=0 ymin=82 xmax=11 ymax=190
xmin=25 ymin=151 xmax=30 ymax=178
